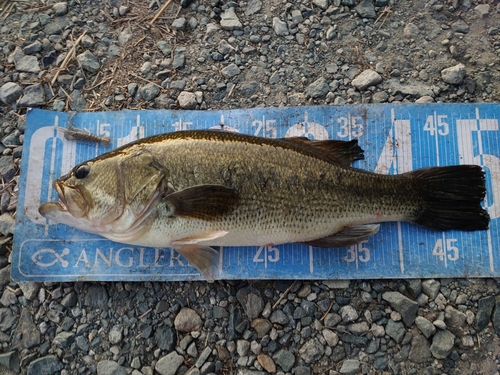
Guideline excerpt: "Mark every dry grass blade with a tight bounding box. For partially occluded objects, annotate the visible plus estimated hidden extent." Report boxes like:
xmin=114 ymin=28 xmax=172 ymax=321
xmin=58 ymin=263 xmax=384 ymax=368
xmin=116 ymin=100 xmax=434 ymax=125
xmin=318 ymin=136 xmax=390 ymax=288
xmin=51 ymin=30 xmax=88 ymax=85
xmin=150 ymin=0 xmax=174 ymax=25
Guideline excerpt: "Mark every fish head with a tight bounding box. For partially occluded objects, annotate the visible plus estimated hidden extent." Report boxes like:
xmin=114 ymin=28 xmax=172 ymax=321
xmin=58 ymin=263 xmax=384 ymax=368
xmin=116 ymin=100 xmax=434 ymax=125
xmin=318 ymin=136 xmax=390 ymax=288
xmin=39 ymin=149 xmax=168 ymax=240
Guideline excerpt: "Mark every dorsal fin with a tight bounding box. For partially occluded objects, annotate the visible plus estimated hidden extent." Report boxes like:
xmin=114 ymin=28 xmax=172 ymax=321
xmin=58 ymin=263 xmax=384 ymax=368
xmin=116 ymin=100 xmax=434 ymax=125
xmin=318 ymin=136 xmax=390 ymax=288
xmin=279 ymin=138 xmax=364 ymax=166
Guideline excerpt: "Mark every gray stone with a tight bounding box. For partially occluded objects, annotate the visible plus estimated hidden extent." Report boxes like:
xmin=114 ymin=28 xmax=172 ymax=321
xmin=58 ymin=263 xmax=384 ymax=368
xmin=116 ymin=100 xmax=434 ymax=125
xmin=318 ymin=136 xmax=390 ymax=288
xmin=475 ymin=295 xmax=495 ymax=331
xmin=270 ymin=310 xmax=289 ymax=325
xmin=26 ymin=355 xmax=63 ymax=375
xmin=385 ymin=319 xmax=405 ymax=343
xmin=322 ymin=329 xmax=339 ymax=347
xmin=382 ymin=291 xmax=419 ymax=327
xmin=237 ymin=287 xmax=264 ymax=319
xmin=172 ymin=46 xmax=186 ymax=69
xmin=23 ymin=40 xmax=42 ymax=54
xmin=172 ymin=17 xmax=186 ymax=30
xmin=221 ymin=63 xmax=241 ymax=79
xmin=273 ymin=349 xmax=295 ymax=372
xmin=97 ymin=360 xmax=127 ymax=375
xmin=109 ymin=324 xmax=123 ymax=344
xmin=174 ymin=307 xmax=202 ymax=332
xmin=441 ymin=63 xmax=466 ymax=84
xmin=61 ymin=291 xmax=77 ymax=308
xmin=355 ymin=0 xmax=376 ymax=19
xmin=313 ymin=0 xmax=329 ymax=10
xmin=451 ymin=19 xmax=469 ymax=33
xmin=340 ymin=305 xmax=359 ymax=323
xmin=177 ymin=91 xmax=197 ymax=109
xmin=195 ymin=346 xmax=211 ymax=368
xmin=237 ymin=340 xmax=250 ymax=356
xmin=406 ymin=279 xmax=422 ymax=299
xmin=0 ymin=212 xmax=14 ymax=235
xmin=351 ymin=69 xmax=382 ymax=90
xmin=16 ymin=55 xmax=40 ymax=73
xmin=54 ymin=331 xmax=75 ymax=348
xmin=76 ymin=336 xmax=89 ymax=352
xmin=53 ymin=2 xmax=68 ymax=15
xmin=77 ymin=50 xmax=100 ymax=73
xmin=18 ymin=283 xmax=39 ymax=302
xmin=475 ymin=4 xmax=490 ymax=18
xmin=415 ymin=316 xmax=436 ymax=339
xmin=156 ymin=352 xmax=184 ymax=375
xmin=305 ymin=77 xmax=330 ymax=98
xmin=0 ymin=351 xmax=19 ymax=372
xmin=385 ymin=79 xmax=434 ymax=98
xmin=421 ymin=279 xmax=440 ymax=299
xmin=445 ymin=305 xmax=467 ymax=336
xmin=220 ymin=7 xmax=242 ymax=30
xmin=245 ymin=0 xmax=262 ymax=15
xmin=139 ymin=84 xmax=161 ymax=101
xmin=218 ymin=40 xmax=234 ymax=55
xmin=17 ymin=83 xmax=46 ymax=107
xmin=409 ymin=334 xmax=431 ymax=363
xmin=340 ymin=359 xmax=360 ymax=375
xmin=157 ymin=41 xmax=172 ymax=56
xmin=84 ymin=285 xmax=108 ymax=310
xmin=118 ymin=30 xmax=132 ymax=46
xmin=0 ymin=82 xmax=23 ymax=104
xmin=69 ymin=90 xmax=87 ymax=111
xmin=430 ymin=330 xmax=455 ymax=359
xmin=44 ymin=16 xmax=71 ymax=35
xmin=0 ymin=308 xmax=16 ymax=331
xmin=0 ymin=287 xmax=16 ymax=306
xmin=155 ymin=326 xmax=176 ymax=351
xmin=299 ymin=338 xmax=324 ymax=364
xmin=493 ymin=301 xmax=500 ymax=336
xmin=403 ymin=23 xmax=419 ymax=37
xmin=272 ymin=17 xmax=289 ymax=36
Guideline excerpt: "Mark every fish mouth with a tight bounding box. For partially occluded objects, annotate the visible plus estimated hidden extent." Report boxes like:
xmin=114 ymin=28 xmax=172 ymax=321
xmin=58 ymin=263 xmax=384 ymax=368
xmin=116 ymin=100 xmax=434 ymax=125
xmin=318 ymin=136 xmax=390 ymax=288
xmin=47 ymin=180 xmax=89 ymax=219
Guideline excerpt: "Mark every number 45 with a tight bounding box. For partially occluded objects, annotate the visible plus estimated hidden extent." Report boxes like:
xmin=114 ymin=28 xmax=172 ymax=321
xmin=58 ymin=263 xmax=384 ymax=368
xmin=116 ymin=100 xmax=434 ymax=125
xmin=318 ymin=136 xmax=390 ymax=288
xmin=432 ymin=238 xmax=459 ymax=262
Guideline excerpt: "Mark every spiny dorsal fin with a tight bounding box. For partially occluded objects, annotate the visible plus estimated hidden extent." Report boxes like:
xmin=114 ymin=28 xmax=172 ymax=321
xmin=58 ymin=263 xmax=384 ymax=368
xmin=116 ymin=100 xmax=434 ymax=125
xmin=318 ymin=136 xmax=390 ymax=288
xmin=280 ymin=138 xmax=364 ymax=166
xmin=165 ymin=184 xmax=239 ymax=221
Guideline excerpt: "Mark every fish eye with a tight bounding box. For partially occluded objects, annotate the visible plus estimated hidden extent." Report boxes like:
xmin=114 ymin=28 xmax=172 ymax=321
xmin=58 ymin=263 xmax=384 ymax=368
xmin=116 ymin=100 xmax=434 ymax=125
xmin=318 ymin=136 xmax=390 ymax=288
xmin=74 ymin=164 xmax=90 ymax=179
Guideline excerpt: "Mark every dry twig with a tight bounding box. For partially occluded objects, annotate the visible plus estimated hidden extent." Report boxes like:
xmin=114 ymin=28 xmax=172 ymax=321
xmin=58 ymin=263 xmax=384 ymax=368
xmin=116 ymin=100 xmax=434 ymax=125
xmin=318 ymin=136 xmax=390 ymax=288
xmin=272 ymin=280 xmax=297 ymax=310
xmin=51 ymin=30 xmax=88 ymax=85
xmin=150 ymin=0 xmax=174 ymax=25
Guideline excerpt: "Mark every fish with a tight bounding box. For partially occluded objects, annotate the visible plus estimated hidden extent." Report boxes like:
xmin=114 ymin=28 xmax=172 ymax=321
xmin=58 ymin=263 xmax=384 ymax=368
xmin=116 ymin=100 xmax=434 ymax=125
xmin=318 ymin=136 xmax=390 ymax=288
xmin=39 ymin=130 xmax=490 ymax=279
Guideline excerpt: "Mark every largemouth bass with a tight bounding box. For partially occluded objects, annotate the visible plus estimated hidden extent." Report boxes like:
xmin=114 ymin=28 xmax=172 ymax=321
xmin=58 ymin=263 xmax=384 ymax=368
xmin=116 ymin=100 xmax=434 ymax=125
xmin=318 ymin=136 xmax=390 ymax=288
xmin=39 ymin=130 xmax=489 ymax=279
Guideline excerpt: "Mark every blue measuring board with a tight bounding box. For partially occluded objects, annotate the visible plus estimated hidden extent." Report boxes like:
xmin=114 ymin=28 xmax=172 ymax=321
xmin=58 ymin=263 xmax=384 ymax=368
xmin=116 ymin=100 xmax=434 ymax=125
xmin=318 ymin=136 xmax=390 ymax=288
xmin=12 ymin=104 xmax=500 ymax=281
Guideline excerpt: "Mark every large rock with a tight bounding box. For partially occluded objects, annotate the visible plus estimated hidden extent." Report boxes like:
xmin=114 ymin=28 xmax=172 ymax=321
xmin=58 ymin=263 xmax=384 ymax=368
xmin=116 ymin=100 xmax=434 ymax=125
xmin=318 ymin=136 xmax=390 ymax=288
xmin=155 ymin=352 xmax=184 ymax=375
xmin=174 ymin=308 xmax=202 ymax=332
xmin=96 ymin=360 xmax=127 ymax=375
xmin=441 ymin=63 xmax=466 ymax=85
xmin=306 ymin=77 xmax=330 ymax=98
xmin=77 ymin=50 xmax=100 ymax=73
xmin=220 ymin=7 xmax=242 ymax=30
xmin=430 ymin=330 xmax=455 ymax=359
xmin=409 ymin=334 xmax=431 ymax=363
xmin=26 ymin=355 xmax=63 ymax=375
xmin=0 ymin=82 xmax=23 ymax=104
xmin=15 ymin=55 xmax=40 ymax=73
xmin=351 ymin=69 xmax=382 ymax=90
xmin=355 ymin=0 xmax=376 ymax=18
xmin=236 ymin=286 xmax=264 ymax=319
xmin=382 ymin=291 xmax=419 ymax=327
xmin=17 ymin=83 xmax=46 ymax=107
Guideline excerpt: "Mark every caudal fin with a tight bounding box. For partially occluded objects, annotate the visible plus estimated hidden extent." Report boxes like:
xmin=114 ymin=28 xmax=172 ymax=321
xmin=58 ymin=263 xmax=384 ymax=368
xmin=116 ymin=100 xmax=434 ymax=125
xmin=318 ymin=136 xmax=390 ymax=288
xmin=409 ymin=165 xmax=489 ymax=231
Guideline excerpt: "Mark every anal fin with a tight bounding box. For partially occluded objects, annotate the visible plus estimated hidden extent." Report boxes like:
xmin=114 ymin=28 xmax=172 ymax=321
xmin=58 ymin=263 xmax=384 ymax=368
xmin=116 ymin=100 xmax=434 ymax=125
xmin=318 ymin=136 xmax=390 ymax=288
xmin=301 ymin=224 xmax=380 ymax=248
xmin=174 ymin=244 xmax=219 ymax=282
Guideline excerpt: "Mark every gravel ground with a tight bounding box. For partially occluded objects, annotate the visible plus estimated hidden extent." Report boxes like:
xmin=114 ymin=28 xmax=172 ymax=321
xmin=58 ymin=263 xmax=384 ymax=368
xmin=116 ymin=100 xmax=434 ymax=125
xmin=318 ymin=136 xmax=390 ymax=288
xmin=1 ymin=0 xmax=500 ymax=374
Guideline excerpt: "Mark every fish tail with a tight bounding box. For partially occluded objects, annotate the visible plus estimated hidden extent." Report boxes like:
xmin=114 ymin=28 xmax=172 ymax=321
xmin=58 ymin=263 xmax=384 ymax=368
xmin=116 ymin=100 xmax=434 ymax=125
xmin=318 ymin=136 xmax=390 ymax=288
xmin=408 ymin=165 xmax=490 ymax=231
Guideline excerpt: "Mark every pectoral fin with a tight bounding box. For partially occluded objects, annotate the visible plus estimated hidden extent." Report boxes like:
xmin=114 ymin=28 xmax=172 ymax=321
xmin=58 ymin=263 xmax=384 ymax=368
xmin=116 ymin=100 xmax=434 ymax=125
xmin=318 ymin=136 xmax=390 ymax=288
xmin=165 ymin=185 xmax=239 ymax=220
xmin=174 ymin=244 xmax=219 ymax=282
xmin=302 ymin=224 xmax=380 ymax=247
